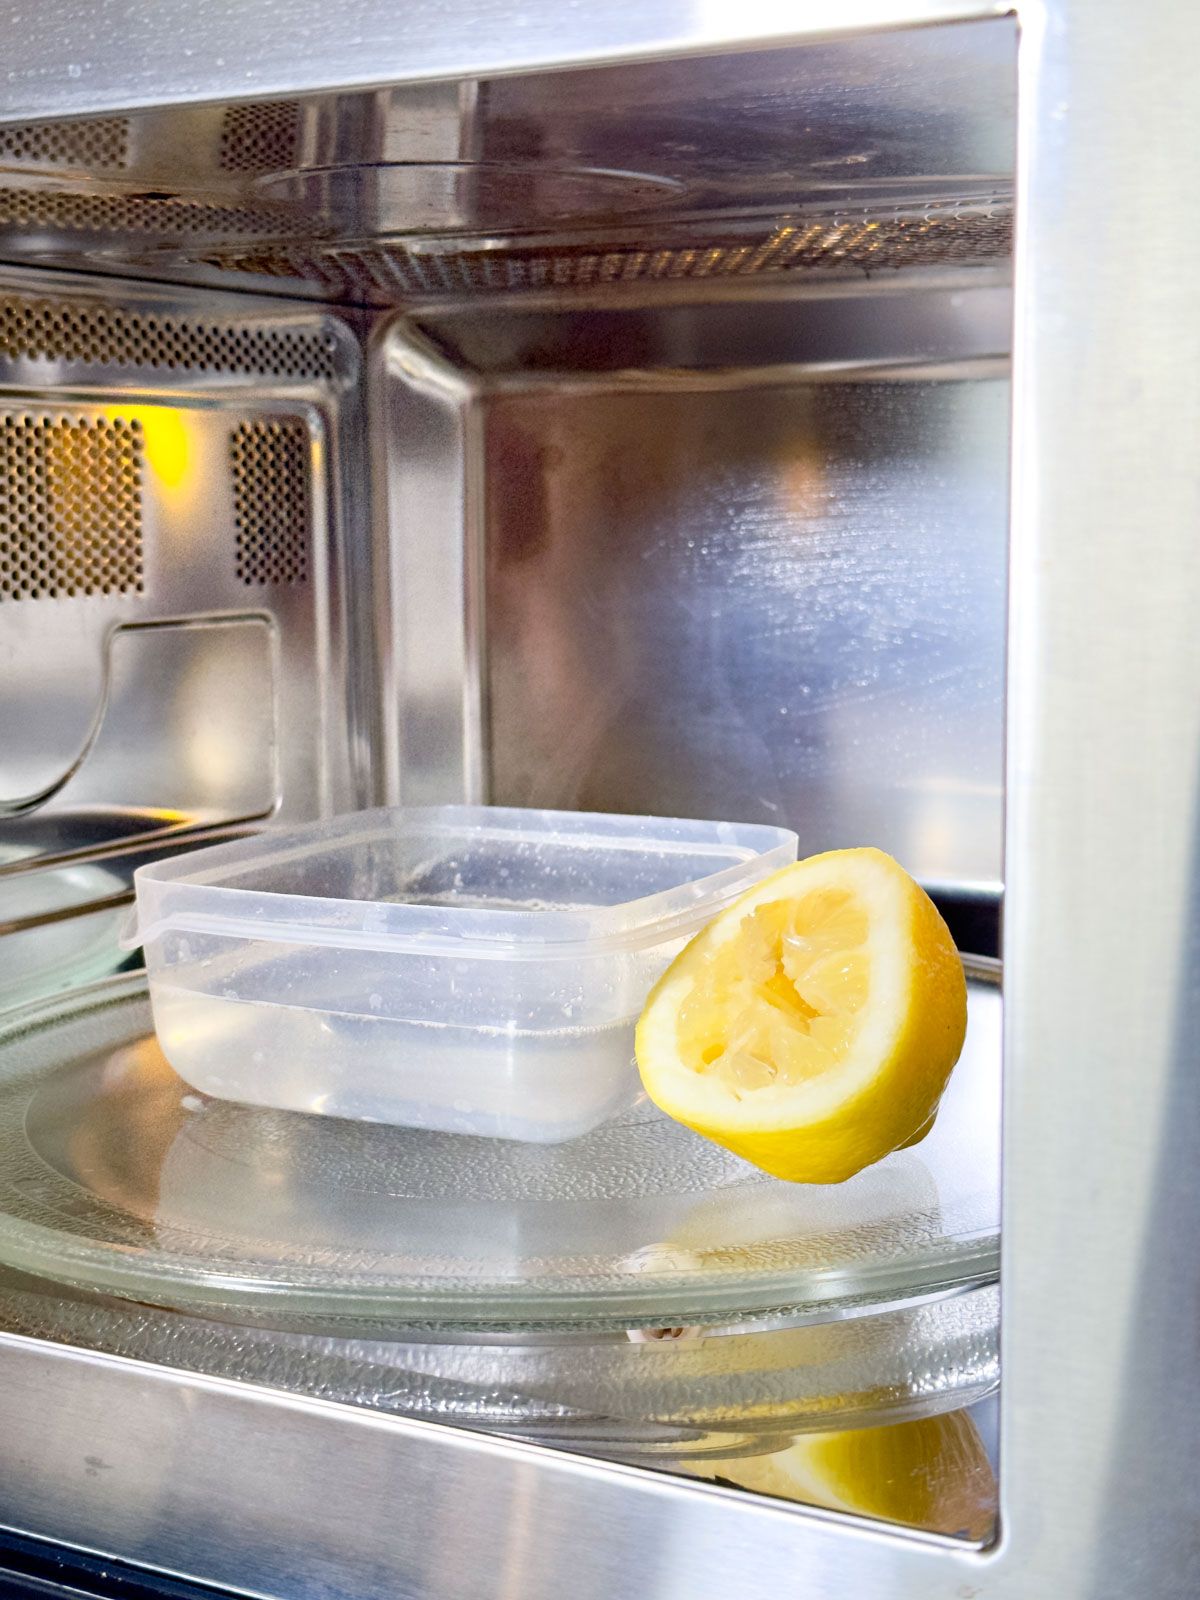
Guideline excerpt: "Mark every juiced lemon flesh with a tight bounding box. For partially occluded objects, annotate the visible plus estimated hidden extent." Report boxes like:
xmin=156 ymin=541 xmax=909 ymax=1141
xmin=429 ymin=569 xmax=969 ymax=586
xmin=635 ymin=848 xmax=967 ymax=1183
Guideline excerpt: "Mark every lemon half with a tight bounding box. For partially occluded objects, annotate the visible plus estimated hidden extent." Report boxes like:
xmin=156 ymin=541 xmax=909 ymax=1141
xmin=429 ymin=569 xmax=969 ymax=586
xmin=635 ymin=848 xmax=967 ymax=1183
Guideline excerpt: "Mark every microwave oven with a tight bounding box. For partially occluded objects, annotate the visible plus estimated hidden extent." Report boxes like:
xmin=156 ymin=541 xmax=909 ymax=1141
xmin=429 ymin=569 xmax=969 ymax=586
xmin=0 ymin=2 xmax=1195 ymax=1597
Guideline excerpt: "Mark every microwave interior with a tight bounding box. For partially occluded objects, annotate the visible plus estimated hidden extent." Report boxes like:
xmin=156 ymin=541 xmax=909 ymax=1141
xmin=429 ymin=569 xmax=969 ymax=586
xmin=0 ymin=13 xmax=1015 ymax=1568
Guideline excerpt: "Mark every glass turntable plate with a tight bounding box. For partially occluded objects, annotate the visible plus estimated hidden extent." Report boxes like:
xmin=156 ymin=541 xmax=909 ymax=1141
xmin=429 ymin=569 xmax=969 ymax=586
xmin=0 ymin=968 xmax=1000 ymax=1328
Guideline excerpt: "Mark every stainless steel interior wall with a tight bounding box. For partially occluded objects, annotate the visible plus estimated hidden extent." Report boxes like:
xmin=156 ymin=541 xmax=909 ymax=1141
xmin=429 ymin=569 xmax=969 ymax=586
xmin=485 ymin=372 xmax=1007 ymax=886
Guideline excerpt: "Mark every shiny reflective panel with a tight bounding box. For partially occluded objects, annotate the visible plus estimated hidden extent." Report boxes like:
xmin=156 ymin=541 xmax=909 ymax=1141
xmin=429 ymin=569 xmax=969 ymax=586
xmin=379 ymin=287 xmax=1008 ymax=892
xmin=0 ymin=24 xmax=1015 ymax=304
xmin=0 ymin=313 xmax=353 ymax=831
xmin=0 ymin=0 xmax=1010 ymax=127
xmin=0 ymin=269 xmax=369 ymax=1002
xmin=486 ymin=376 xmax=1006 ymax=884
xmin=1 ymin=617 xmax=278 ymax=819
xmin=0 ymin=1328 xmax=999 ymax=1600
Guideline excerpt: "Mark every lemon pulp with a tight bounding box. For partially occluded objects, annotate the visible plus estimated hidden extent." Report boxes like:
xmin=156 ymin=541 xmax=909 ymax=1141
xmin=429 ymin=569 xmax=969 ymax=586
xmin=635 ymin=847 xmax=967 ymax=1183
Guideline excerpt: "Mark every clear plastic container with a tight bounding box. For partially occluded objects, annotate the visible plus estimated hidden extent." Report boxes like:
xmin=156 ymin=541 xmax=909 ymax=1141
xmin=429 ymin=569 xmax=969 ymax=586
xmin=128 ymin=807 xmax=797 ymax=1142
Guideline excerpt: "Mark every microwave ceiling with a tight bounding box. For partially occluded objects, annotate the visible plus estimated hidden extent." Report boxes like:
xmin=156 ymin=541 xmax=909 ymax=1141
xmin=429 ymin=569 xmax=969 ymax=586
xmin=0 ymin=20 xmax=1016 ymax=306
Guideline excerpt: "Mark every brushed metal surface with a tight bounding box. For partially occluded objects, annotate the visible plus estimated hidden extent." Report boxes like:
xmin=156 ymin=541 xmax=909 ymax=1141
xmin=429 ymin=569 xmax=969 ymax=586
xmin=485 ymin=376 xmax=1006 ymax=882
xmin=999 ymin=0 xmax=1200 ymax=1592
xmin=378 ymin=284 xmax=1009 ymax=889
xmin=0 ymin=2 xmax=1006 ymax=123
xmin=0 ymin=273 xmax=362 ymax=823
xmin=0 ymin=24 xmax=1015 ymax=305
xmin=2 ymin=612 xmax=278 ymax=822
xmin=0 ymin=1331 xmax=992 ymax=1600
xmin=0 ymin=267 xmax=371 ymax=1001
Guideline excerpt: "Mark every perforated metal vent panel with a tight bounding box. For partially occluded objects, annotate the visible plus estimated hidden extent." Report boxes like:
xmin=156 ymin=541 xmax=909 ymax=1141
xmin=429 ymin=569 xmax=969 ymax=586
xmin=197 ymin=203 xmax=1013 ymax=302
xmin=230 ymin=420 xmax=310 ymax=586
xmin=0 ymin=187 xmax=293 ymax=238
xmin=220 ymin=102 xmax=302 ymax=173
xmin=0 ymin=293 xmax=338 ymax=379
xmin=0 ymin=413 xmax=143 ymax=601
xmin=0 ymin=117 xmax=129 ymax=170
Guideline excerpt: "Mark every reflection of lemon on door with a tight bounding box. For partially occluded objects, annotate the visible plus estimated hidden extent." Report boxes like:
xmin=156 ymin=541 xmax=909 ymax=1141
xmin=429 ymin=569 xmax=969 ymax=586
xmin=635 ymin=848 xmax=967 ymax=1183
xmin=691 ymin=1410 xmax=995 ymax=1539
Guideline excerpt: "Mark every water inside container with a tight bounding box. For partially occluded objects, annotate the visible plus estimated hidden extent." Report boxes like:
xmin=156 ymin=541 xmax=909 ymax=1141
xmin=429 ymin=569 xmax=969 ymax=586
xmin=151 ymin=982 xmax=639 ymax=1141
